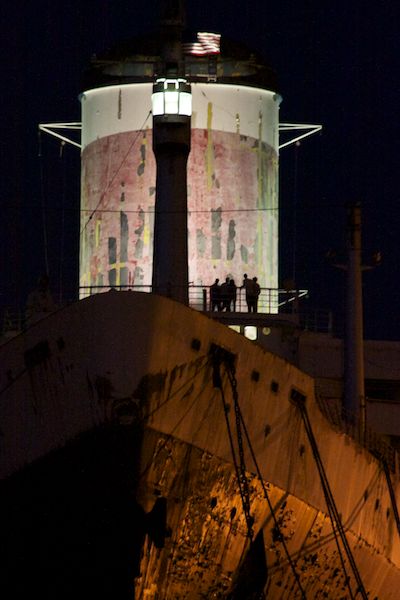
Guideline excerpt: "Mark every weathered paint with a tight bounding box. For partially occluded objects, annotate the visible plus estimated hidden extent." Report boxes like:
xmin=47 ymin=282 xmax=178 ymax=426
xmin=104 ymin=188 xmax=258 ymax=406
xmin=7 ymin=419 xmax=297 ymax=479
xmin=80 ymin=128 xmax=278 ymax=290
xmin=206 ymin=101 xmax=214 ymax=191
xmin=80 ymin=83 xmax=280 ymax=296
xmin=1 ymin=292 xmax=399 ymax=598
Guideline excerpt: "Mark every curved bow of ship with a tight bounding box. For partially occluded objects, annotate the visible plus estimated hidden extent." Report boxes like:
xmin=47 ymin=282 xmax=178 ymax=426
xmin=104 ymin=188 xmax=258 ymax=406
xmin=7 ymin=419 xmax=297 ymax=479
xmin=1 ymin=291 xmax=399 ymax=598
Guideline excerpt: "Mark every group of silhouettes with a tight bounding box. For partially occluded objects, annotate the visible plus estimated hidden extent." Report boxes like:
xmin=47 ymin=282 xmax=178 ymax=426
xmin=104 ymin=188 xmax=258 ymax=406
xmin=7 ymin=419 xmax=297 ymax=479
xmin=210 ymin=274 xmax=261 ymax=313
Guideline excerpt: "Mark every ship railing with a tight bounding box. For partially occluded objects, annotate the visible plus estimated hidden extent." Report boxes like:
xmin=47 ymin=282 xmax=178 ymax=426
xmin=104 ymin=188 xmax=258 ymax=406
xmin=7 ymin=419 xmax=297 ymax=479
xmin=78 ymin=284 xmax=308 ymax=315
xmin=315 ymin=394 xmax=397 ymax=473
xmin=1 ymin=286 xmax=333 ymax=341
xmin=78 ymin=284 xmax=335 ymax=333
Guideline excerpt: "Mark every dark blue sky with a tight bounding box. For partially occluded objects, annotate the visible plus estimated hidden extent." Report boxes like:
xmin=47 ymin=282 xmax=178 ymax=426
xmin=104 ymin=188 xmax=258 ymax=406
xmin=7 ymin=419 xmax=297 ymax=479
xmin=2 ymin=1 xmax=399 ymax=339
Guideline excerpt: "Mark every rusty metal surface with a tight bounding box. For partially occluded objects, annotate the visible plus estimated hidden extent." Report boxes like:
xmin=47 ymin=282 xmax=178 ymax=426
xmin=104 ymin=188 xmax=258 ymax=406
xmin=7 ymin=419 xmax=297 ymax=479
xmin=1 ymin=292 xmax=399 ymax=598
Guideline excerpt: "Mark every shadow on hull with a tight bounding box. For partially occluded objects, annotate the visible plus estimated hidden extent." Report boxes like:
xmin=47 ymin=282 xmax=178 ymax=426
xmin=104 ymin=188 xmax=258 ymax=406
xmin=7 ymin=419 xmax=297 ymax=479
xmin=0 ymin=422 xmax=169 ymax=599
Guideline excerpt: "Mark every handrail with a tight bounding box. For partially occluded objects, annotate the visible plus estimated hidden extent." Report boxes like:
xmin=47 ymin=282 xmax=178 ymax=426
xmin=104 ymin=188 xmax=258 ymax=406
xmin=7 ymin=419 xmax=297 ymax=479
xmin=78 ymin=284 xmax=307 ymax=315
xmin=2 ymin=285 xmax=337 ymax=341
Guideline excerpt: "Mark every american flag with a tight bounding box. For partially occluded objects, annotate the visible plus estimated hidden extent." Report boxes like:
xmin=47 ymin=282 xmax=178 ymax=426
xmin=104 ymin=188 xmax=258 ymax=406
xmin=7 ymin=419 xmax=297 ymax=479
xmin=183 ymin=32 xmax=221 ymax=56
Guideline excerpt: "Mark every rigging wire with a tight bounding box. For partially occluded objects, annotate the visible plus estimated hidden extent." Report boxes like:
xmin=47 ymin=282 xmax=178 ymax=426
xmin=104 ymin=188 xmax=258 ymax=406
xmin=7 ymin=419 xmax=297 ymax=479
xmin=59 ymin=142 xmax=66 ymax=304
xmin=218 ymin=377 xmax=254 ymax=542
xmin=80 ymin=110 xmax=151 ymax=236
xmin=38 ymin=131 xmax=50 ymax=276
xmin=294 ymin=396 xmax=368 ymax=599
xmin=241 ymin=430 xmax=307 ymax=598
xmin=211 ymin=347 xmax=254 ymax=543
xmin=226 ymin=366 xmax=255 ymax=540
xmin=224 ymin=367 xmax=307 ymax=599
xmin=292 ymin=142 xmax=299 ymax=283
xmin=5 ymin=202 xmax=370 ymax=214
xmin=381 ymin=458 xmax=400 ymax=540
xmin=81 ymin=206 xmax=279 ymax=215
xmin=319 ymin=481 xmax=355 ymax=600
xmin=214 ymin=353 xmax=306 ymax=598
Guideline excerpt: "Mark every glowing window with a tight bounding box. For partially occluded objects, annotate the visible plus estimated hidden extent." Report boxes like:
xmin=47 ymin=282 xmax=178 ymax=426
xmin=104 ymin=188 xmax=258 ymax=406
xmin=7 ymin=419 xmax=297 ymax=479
xmin=244 ymin=326 xmax=257 ymax=340
xmin=152 ymin=92 xmax=164 ymax=116
xmin=152 ymin=78 xmax=192 ymax=117
xmin=164 ymin=90 xmax=179 ymax=114
xmin=179 ymin=92 xmax=192 ymax=116
xmin=228 ymin=325 xmax=241 ymax=333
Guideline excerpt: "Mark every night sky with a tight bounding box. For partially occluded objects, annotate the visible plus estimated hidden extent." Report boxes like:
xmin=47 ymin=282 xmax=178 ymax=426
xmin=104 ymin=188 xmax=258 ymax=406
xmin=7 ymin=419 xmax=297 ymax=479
xmin=2 ymin=1 xmax=399 ymax=340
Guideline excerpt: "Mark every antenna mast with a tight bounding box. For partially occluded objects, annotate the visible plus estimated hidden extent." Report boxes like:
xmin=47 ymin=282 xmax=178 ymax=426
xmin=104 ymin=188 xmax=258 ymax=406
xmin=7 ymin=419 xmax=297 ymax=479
xmin=151 ymin=0 xmax=191 ymax=304
xmin=344 ymin=202 xmax=366 ymax=442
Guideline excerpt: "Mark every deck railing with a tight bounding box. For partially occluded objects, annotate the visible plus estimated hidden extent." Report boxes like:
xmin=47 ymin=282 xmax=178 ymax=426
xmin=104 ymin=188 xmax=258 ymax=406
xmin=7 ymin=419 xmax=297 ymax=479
xmin=2 ymin=285 xmax=336 ymax=338
xmin=78 ymin=284 xmax=308 ymax=315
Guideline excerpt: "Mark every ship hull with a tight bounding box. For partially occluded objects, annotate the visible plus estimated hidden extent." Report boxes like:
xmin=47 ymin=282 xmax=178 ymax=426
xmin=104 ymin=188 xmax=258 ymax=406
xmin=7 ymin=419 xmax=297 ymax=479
xmin=1 ymin=424 xmax=144 ymax=598
xmin=1 ymin=292 xmax=400 ymax=598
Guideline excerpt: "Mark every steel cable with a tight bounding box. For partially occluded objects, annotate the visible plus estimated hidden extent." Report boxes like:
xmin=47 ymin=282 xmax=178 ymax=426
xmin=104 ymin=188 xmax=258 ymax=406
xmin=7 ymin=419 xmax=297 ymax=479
xmin=221 ymin=359 xmax=307 ymax=599
xmin=296 ymin=398 xmax=368 ymax=599
xmin=381 ymin=458 xmax=400 ymax=540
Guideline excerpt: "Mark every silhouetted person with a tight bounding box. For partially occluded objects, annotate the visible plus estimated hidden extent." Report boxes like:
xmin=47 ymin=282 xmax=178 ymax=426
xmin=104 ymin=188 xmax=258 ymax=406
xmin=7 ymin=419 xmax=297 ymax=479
xmin=252 ymin=277 xmax=261 ymax=312
xmin=244 ymin=276 xmax=261 ymax=313
xmin=210 ymin=278 xmax=221 ymax=311
xmin=241 ymin=273 xmax=253 ymax=312
xmin=220 ymin=277 xmax=231 ymax=311
xmin=229 ymin=279 xmax=237 ymax=311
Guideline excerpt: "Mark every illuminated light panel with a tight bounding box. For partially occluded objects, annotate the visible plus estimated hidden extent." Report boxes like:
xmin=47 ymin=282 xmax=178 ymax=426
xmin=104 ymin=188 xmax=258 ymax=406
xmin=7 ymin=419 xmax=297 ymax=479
xmin=244 ymin=326 xmax=257 ymax=340
xmin=152 ymin=78 xmax=192 ymax=117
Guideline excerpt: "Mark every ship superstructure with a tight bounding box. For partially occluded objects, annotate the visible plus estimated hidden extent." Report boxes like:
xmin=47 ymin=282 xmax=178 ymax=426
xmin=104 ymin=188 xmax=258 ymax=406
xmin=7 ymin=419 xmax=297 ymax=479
xmin=79 ymin=17 xmax=280 ymax=296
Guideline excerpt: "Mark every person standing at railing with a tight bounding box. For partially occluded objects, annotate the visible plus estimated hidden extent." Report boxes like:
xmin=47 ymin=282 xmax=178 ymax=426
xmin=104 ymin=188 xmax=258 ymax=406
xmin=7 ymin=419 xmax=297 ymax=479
xmin=242 ymin=275 xmax=260 ymax=312
xmin=210 ymin=278 xmax=221 ymax=311
xmin=228 ymin=279 xmax=237 ymax=311
xmin=220 ymin=277 xmax=231 ymax=311
xmin=252 ymin=277 xmax=261 ymax=312
xmin=241 ymin=273 xmax=253 ymax=312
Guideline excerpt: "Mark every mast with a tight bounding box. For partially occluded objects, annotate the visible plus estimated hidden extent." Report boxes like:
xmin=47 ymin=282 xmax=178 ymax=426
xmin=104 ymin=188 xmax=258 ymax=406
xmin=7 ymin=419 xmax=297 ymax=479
xmin=344 ymin=202 xmax=366 ymax=441
xmin=151 ymin=0 xmax=191 ymax=305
